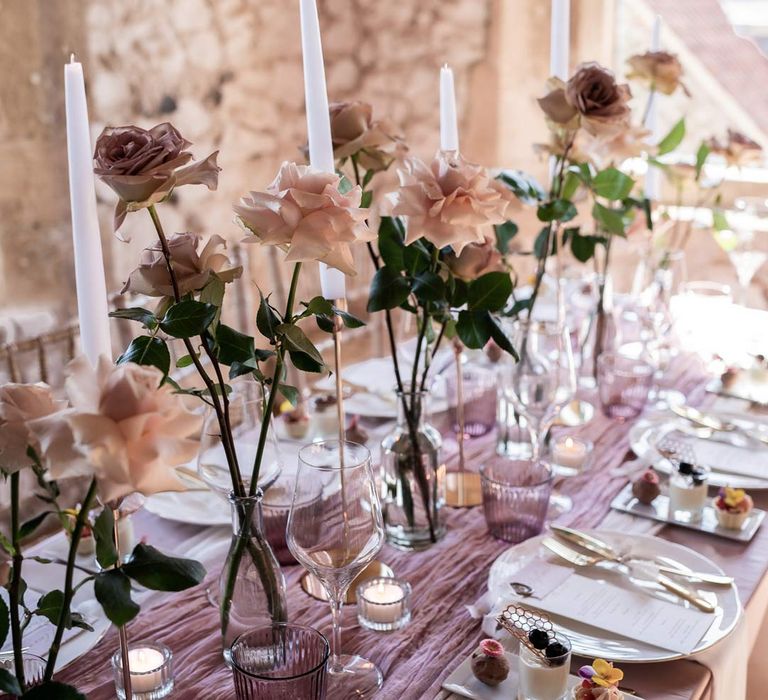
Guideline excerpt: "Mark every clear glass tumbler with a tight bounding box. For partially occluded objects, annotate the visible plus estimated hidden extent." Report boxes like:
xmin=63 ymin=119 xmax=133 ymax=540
xmin=479 ymin=460 xmax=552 ymax=543
xmin=597 ymin=353 xmax=654 ymax=422
xmin=230 ymin=624 xmax=329 ymax=700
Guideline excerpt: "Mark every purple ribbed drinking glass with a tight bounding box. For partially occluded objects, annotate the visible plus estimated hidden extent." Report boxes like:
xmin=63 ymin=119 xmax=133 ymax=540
xmin=230 ymin=624 xmax=329 ymax=700
xmin=447 ymin=364 xmax=497 ymax=438
xmin=597 ymin=353 xmax=654 ymax=422
xmin=479 ymin=460 xmax=552 ymax=543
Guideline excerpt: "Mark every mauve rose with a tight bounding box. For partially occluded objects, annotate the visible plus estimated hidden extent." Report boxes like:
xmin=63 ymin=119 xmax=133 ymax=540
xmin=626 ymin=51 xmax=689 ymax=96
xmin=29 ymin=357 xmax=201 ymax=503
xmin=234 ymin=161 xmax=373 ymax=276
xmin=707 ymin=129 xmax=763 ymax=167
xmin=328 ymin=101 xmax=405 ymax=171
xmin=385 ymin=153 xmax=518 ymax=254
xmin=0 ymin=383 xmax=65 ymax=473
xmin=445 ymin=235 xmax=505 ymax=281
xmin=94 ymin=122 xmax=220 ymax=232
xmin=121 ymin=232 xmax=242 ymax=299
xmin=583 ymin=123 xmax=652 ymax=166
xmin=539 ymin=63 xmax=631 ymax=138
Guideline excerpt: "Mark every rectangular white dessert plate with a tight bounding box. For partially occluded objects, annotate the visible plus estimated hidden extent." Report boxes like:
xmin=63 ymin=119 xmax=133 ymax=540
xmin=442 ymin=648 xmax=646 ymax=700
xmin=610 ymin=483 xmax=764 ymax=542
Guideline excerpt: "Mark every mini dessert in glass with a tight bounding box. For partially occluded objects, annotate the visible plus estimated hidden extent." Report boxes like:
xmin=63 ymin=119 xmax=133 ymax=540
xmin=345 ymin=416 xmax=369 ymax=445
xmin=518 ymin=628 xmax=571 ymax=700
xmin=282 ymin=402 xmax=311 ymax=440
xmin=313 ymin=394 xmax=340 ymax=436
xmin=573 ymin=659 xmax=624 ymax=699
xmin=631 ymin=468 xmax=660 ymax=505
xmin=470 ymin=638 xmax=509 ymax=687
xmin=668 ymin=461 xmax=709 ymax=523
xmin=713 ymin=486 xmax=754 ymax=530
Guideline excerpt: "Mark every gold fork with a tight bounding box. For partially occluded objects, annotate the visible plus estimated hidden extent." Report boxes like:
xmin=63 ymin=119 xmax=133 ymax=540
xmin=542 ymin=537 xmax=715 ymax=613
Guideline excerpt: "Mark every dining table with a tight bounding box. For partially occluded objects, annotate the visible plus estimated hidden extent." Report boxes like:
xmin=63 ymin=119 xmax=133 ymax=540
xmin=49 ymin=352 xmax=768 ymax=700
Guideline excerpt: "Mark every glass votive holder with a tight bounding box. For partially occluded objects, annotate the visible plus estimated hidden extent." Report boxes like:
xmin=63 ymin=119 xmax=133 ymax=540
xmin=597 ymin=353 xmax=654 ymax=422
xmin=447 ymin=364 xmax=497 ymax=439
xmin=479 ymin=461 xmax=552 ymax=543
xmin=112 ymin=642 xmax=173 ymax=700
xmin=548 ymin=436 xmax=593 ymax=477
xmin=356 ymin=577 xmax=412 ymax=632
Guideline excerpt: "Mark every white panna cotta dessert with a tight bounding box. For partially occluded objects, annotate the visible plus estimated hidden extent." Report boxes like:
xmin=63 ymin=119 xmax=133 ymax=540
xmin=517 ymin=631 xmax=571 ymax=700
xmin=668 ymin=462 xmax=709 ymax=523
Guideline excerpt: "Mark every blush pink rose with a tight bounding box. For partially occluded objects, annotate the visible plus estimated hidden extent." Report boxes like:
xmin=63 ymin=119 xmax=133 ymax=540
xmin=445 ymin=235 xmax=505 ymax=280
xmin=234 ymin=161 xmax=373 ymax=276
xmin=386 ymin=153 xmax=518 ymax=254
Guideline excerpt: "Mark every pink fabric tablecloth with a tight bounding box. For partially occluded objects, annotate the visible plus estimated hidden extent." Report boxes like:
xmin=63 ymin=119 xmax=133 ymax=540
xmin=57 ymin=358 xmax=767 ymax=699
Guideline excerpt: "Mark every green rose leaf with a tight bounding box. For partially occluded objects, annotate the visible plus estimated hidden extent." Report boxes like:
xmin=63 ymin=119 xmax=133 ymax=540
xmin=412 ymin=271 xmax=446 ymax=302
xmin=0 ymin=596 xmax=8 ymax=649
xmin=367 ymin=267 xmax=411 ymax=312
xmin=215 ymin=324 xmax=256 ymax=366
xmin=592 ymin=167 xmax=635 ymax=200
xmin=93 ymin=506 xmax=118 ymax=569
xmin=560 ymin=169 xmax=582 ymax=201
xmin=570 ymin=231 xmax=598 ymax=263
xmin=378 ymin=217 xmax=406 ymax=271
xmin=0 ymin=669 xmax=22 ymax=697
xmin=302 ymin=296 xmax=335 ymax=318
xmin=116 ymin=336 xmax=171 ymax=377
xmin=537 ymin=199 xmax=577 ymax=223
xmin=712 ymin=208 xmax=730 ymax=232
xmin=21 ymin=681 xmax=86 ymax=700
xmin=257 ymin=293 xmax=282 ymax=342
xmin=488 ymin=316 xmax=518 ymax=360
xmin=288 ymin=350 xmax=325 ymax=374
xmin=122 ymin=543 xmax=206 ymax=591
xmin=35 ymin=590 xmax=69 ymax=627
xmin=496 ymin=170 xmax=546 ymax=204
xmin=280 ymin=384 xmax=300 ymax=406
xmin=94 ymin=570 xmax=140 ymax=626
xmin=403 ymin=241 xmax=431 ymax=276
xmin=456 ymin=309 xmax=494 ymax=349
xmin=160 ymin=300 xmax=217 ymax=338
xmin=657 ymin=118 xmax=686 ymax=156
xmin=277 ymin=325 xmax=325 ymax=367
xmin=494 ymin=220 xmax=518 ymax=254
xmin=19 ymin=512 xmax=49 ymax=540
xmin=334 ymin=308 xmax=365 ymax=329
xmin=695 ymin=142 xmax=711 ymax=181
xmin=592 ymin=203 xmax=627 ymax=236
xmin=451 ymin=278 xmax=469 ymax=308
xmin=108 ymin=307 xmax=158 ymax=330
xmin=467 ymin=271 xmax=512 ymax=312
xmin=533 ymin=227 xmax=555 ymax=259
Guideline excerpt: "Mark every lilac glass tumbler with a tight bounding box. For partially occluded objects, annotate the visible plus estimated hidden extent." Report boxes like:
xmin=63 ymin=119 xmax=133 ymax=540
xmin=447 ymin=364 xmax=497 ymax=439
xmin=480 ymin=460 xmax=552 ymax=543
xmin=597 ymin=353 xmax=654 ymax=422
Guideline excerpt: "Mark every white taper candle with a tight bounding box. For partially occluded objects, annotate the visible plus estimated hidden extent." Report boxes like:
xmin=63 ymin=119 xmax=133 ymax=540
xmin=644 ymin=15 xmax=662 ymax=201
xmin=299 ymin=0 xmax=345 ymax=299
xmin=64 ymin=55 xmax=112 ymax=366
xmin=440 ymin=64 xmax=459 ymax=152
xmin=550 ymin=0 xmax=570 ymax=81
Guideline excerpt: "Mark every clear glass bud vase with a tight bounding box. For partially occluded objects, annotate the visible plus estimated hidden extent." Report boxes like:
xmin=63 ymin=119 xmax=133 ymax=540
xmin=220 ymin=490 xmax=288 ymax=663
xmin=380 ymin=390 xmax=445 ymax=550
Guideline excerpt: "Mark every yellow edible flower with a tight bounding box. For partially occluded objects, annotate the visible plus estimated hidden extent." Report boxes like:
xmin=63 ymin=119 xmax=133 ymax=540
xmin=723 ymin=487 xmax=746 ymax=509
xmin=592 ymin=658 xmax=624 ymax=688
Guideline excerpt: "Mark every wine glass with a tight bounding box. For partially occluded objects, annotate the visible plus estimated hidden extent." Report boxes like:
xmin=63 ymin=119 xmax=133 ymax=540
xmin=715 ymin=197 xmax=768 ymax=306
xmin=287 ymin=441 xmax=385 ymax=699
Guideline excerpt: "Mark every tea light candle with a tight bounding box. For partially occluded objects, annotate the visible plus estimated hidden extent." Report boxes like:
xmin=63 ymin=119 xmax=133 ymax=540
xmin=357 ymin=577 xmax=411 ymax=632
xmin=551 ymin=436 xmax=592 ymax=473
xmin=112 ymin=643 xmax=173 ymax=699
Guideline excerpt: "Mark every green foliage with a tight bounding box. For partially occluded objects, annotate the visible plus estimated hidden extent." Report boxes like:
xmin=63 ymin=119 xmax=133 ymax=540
xmin=656 ymin=118 xmax=686 ymax=156
xmin=22 ymin=682 xmax=86 ymax=700
xmin=122 ymin=544 xmax=206 ymax=591
xmin=94 ymin=570 xmax=139 ymax=626
xmin=93 ymin=506 xmax=117 ymax=569
xmin=0 ymin=596 xmax=8 ymax=649
xmin=378 ymin=217 xmax=406 ymax=270
xmin=537 ymin=199 xmax=577 ymax=223
xmin=116 ymin=337 xmax=171 ymax=377
xmin=467 ymin=272 xmax=513 ymax=311
xmin=108 ymin=307 xmax=158 ymax=330
xmin=19 ymin=512 xmax=49 ymax=540
xmin=256 ymin=293 xmax=281 ymax=342
xmin=695 ymin=142 xmax=711 ymax=181
xmin=456 ymin=309 xmax=495 ymax=349
xmin=592 ymin=168 xmax=635 ymax=200
xmin=367 ymin=266 xmax=411 ymax=311
xmin=712 ymin=208 xmax=730 ymax=231
xmin=160 ymin=300 xmax=217 ymax=338
xmin=0 ymin=669 xmax=22 ymax=697
xmin=277 ymin=324 xmax=326 ymax=373
xmin=496 ymin=170 xmax=546 ymax=204
xmin=592 ymin=202 xmax=628 ymax=236
xmin=412 ymin=271 xmax=446 ymax=302
xmin=494 ymin=221 xmax=518 ymax=254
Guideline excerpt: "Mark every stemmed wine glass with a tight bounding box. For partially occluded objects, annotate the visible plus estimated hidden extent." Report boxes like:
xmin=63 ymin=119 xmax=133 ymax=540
xmin=502 ymin=319 xmax=577 ymax=513
xmin=287 ymin=440 xmax=385 ymax=699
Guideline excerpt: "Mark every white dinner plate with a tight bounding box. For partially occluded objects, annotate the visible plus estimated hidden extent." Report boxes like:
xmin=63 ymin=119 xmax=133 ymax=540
xmin=143 ymin=489 xmax=231 ymax=526
xmin=629 ymin=412 xmax=768 ymax=489
xmin=487 ymin=530 xmax=741 ymax=663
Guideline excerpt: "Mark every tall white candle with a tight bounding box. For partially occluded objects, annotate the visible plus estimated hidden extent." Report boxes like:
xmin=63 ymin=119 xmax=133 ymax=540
xmin=439 ymin=64 xmax=459 ymax=152
xmin=299 ymin=0 xmax=345 ymax=300
xmin=550 ymin=0 xmax=570 ymax=81
xmin=64 ymin=55 xmax=112 ymax=366
xmin=644 ymin=15 xmax=662 ymax=201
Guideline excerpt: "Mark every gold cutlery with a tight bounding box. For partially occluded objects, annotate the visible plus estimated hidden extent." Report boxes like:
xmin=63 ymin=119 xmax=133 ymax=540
xmin=542 ymin=537 xmax=716 ymax=613
xmin=550 ymin=524 xmax=734 ymax=586
xmin=672 ymin=405 xmax=768 ymax=447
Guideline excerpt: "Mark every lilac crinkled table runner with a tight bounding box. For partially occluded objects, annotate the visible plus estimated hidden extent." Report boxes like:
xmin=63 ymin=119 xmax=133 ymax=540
xmin=59 ymin=359 xmax=767 ymax=699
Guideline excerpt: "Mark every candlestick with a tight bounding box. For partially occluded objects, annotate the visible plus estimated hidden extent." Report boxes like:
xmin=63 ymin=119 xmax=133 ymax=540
xmin=550 ymin=0 xmax=570 ymax=80
xmin=356 ymin=577 xmax=412 ymax=631
xmin=440 ymin=64 xmax=459 ymax=152
xmin=64 ymin=55 xmax=112 ymax=366
xmin=644 ymin=15 xmax=662 ymax=201
xmin=298 ymin=0 xmax=346 ymax=300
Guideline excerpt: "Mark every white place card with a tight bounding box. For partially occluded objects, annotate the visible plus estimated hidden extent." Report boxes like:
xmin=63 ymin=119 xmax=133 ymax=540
xmin=685 ymin=436 xmax=768 ymax=480
xmin=506 ymin=559 xmax=575 ymax=600
xmin=519 ymin=573 xmax=714 ymax=654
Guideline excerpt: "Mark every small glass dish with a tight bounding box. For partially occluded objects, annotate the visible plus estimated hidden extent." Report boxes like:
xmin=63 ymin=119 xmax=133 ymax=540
xmin=356 ymin=577 xmax=412 ymax=632
xmin=112 ymin=642 xmax=174 ymax=700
